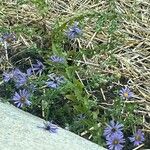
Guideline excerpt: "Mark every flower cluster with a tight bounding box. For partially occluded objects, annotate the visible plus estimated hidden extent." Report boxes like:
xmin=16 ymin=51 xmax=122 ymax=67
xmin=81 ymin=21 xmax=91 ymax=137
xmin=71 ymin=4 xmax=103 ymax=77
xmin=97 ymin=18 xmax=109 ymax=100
xmin=2 ymin=57 xmax=66 ymax=108
xmin=3 ymin=68 xmax=27 ymax=88
xmin=3 ymin=62 xmax=43 ymax=88
xmin=104 ymin=120 xmax=125 ymax=150
xmin=1 ymin=24 xmax=81 ymax=134
xmin=104 ymin=120 xmax=145 ymax=149
xmin=46 ymin=73 xmax=65 ymax=89
xmin=27 ymin=60 xmax=45 ymax=76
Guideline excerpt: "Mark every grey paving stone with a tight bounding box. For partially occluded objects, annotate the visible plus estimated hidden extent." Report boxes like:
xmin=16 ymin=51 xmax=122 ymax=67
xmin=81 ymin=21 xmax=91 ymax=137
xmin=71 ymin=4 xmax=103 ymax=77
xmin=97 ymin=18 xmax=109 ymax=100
xmin=0 ymin=102 xmax=106 ymax=150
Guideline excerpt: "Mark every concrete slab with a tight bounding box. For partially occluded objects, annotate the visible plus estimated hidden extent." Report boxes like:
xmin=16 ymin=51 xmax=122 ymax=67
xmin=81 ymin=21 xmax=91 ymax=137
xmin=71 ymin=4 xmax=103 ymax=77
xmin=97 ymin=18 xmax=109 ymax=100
xmin=0 ymin=102 xmax=106 ymax=150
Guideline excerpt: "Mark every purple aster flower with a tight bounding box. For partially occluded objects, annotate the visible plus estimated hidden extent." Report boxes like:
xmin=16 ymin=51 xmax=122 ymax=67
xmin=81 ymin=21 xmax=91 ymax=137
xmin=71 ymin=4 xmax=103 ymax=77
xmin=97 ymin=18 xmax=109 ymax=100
xmin=13 ymin=69 xmax=27 ymax=88
xmin=12 ymin=89 xmax=31 ymax=108
xmin=46 ymin=73 xmax=64 ymax=89
xmin=3 ymin=68 xmax=27 ymax=87
xmin=119 ymin=87 xmax=133 ymax=99
xmin=50 ymin=55 xmax=65 ymax=63
xmin=74 ymin=114 xmax=86 ymax=124
xmin=129 ymin=129 xmax=145 ymax=146
xmin=104 ymin=120 xmax=124 ymax=138
xmin=66 ymin=22 xmax=82 ymax=39
xmin=29 ymin=84 xmax=36 ymax=92
xmin=27 ymin=60 xmax=45 ymax=75
xmin=43 ymin=121 xmax=58 ymax=133
xmin=76 ymin=114 xmax=86 ymax=121
xmin=15 ymin=77 xmax=27 ymax=88
xmin=106 ymin=134 xmax=125 ymax=150
xmin=26 ymin=68 xmax=32 ymax=76
xmin=0 ymin=33 xmax=16 ymax=43
xmin=3 ymin=70 xmax=14 ymax=82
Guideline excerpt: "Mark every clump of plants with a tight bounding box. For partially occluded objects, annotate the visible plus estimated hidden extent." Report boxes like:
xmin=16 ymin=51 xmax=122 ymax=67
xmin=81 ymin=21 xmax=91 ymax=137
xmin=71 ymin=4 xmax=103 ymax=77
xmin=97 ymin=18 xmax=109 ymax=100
xmin=0 ymin=0 xmax=149 ymax=149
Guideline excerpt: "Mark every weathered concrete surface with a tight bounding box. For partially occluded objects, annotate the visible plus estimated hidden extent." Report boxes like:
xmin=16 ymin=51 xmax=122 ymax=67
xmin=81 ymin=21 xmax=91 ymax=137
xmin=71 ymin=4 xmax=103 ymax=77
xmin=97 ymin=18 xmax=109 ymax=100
xmin=0 ymin=102 xmax=106 ymax=150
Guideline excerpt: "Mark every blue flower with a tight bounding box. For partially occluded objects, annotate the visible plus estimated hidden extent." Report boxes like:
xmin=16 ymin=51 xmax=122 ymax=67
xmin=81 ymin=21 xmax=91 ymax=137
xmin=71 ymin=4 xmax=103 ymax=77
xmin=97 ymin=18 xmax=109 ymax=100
xmin=27 ymin=60 xmax=45 ymax=76
xmin=13 ymin=69 xmax=27 ymax=88
xmin=67 ymin=22 xmax=82 ymax=39
xmin=76 ymin=114 xmax=86 ymax=121
xmin=3 ymin=70 xmax=14 ymax=82
xmin=43 ymin=121 xmax=58 ymax=133
xmin=104 ymin=120 xmax=124 ymax=138
xmin=50 ymin=55 xmax=65 ymax=63
xmin=119 ymin=87 xmax=133 ymax=99
xmin=26 ymin=68 xmax=32 ymax=76
xmin=0 ymin=33 xmax=16 ymax=43
xmin=106 ymin=134 xmax=125 ymax=150
xmin=3 ymin=68 xmax=27 ymax=88
xmin=46 ymin=73 xmax=64 ymax=89
xmin=29 ymin=84 xmax=36 ymax=92
xmin=129 ymin=129 xmax=145 ymax=146
xmin=12 ymin=89 xmax=31 ymax=108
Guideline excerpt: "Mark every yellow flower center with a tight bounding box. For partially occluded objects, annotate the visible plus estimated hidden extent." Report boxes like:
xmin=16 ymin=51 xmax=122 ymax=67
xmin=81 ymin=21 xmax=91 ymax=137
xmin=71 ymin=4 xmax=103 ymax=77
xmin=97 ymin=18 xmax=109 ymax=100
xmin=113 ymin=139 xmax=119 ymax=145
xmin=135 ymin=135 xmax=141 ymax=141
xmin=123 ymin=92 xmax=128 ymax=98
xmin=20 ymin=97 xmax=26 ymax=103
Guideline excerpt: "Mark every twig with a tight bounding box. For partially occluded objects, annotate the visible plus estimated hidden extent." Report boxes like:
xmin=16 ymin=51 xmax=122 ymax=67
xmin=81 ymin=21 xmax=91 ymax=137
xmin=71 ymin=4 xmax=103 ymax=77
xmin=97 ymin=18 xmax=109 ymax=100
xmin=86 ymin=32 xmax=97 ymax=48
xmin=81 ymin=123 xmax=101 ymax=136
xmin=4 ymin=41 xmax=8 ymax=61
xmin=100 ymin=88 xmax=106 ymax=101
xmin=75 ymin=71 xmax=90 ymax=95
xmin=67 ymin=58 xmax=100 ymax=67
xmin=132 ymin=144 xmax=144 ymax=150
